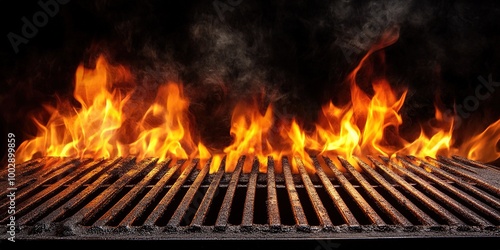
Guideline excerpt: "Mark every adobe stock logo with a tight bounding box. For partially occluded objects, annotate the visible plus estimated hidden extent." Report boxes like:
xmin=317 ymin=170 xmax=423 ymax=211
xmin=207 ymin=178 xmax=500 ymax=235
xmin=6 ymin=0 xmax=71 ymax=54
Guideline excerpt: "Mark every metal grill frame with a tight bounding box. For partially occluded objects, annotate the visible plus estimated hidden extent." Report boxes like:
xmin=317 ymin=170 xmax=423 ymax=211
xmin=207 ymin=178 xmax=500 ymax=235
xmin=1 ymin=154 xmax=499 ymax=241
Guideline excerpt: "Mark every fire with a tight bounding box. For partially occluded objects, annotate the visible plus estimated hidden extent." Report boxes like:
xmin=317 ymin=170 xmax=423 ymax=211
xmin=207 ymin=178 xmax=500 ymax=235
xmin=458 ymin=118 xmax=500 ymax=163
xmin=223 ymin=100 xmax=274 ymax=173
xmin=128 ymin=83 xmax=197 ymax=162
xmin=17 ymin=55 xmax=132 ymax=161
xmin=308 ymin=79 xmax=408 ymax=161
xmin=396 ymin=107 xmax=455 ymax=159
xmin=304 ymin=45 xmax=409 ymax=165
xmin=16 ymin=47 xmax=500 ymax=172
xmin=17 ymin=55 xmax=207 ymax=165
xmin=221 ymin=100 xmax=314 ymax=174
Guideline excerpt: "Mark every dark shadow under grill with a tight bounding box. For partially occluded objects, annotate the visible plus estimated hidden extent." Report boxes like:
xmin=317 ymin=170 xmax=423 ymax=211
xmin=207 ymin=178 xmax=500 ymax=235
xmin=1 ymin=154 xmax=499 ymax=240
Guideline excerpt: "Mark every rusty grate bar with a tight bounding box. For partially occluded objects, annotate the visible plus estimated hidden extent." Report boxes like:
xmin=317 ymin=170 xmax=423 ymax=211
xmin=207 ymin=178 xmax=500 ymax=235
xmin=73 ymin=158 xmax=158 ymax=228
xmin=214 ymin=156 xmax=244 ymax=231
xmin=266 ymin=156 xmax=281 ymax=231
xmin=1 ymin=158 xmax=100 ymax=226
xmin=435 ymin=156 xmax=479 ymax=173
xmin=325 ymin=156 xmax=386 ymax=226
xmin=401 ymin=156 xmax=500 ymax=225
xmin=119 ymin=158 xmax=178 ymax=227
xmin=2 ymin=154 xmax=500 ymax=240
xmin=422 ymin=157 xmax=500 ymax=210
xmin=0 ymin=158 xmax=80 ymax=203
xmin=0 ymin=157 xmax=44 ymax=190
xmin=311 ymin=156 xmax=359 ymax=227
xmin=282 ymin=157 xmax=309 ymax=231
xmin=93 ymin=159 xmax=170 ymax=228
xmin=369 ymin=156 xmax=464 ymax=226
xmin=452 ymin=155 xmax=499 ymax=170
xmin=395 ymin=156 xmax=493 ymax=227
xmin=241 ymin=158 xmax=259 ymax=230
xmin=0 ymin=157 xmax=43 ymax=180
xmin=354 ymin=156 xmax=439 ymax=227
xmin=436 ymin=156 xmax=500 ymax=196
xmin=341 ymin=157 xmax=412 ymax=227
xmin=190 ymin=157 xmax=225 ymax=230
xmin=166 ymin=159 xmax=211 ymax=231
xmin=143 ymin=159 xmax=197 ymax=227
xmin=36 ymin=157 xmax=131 ymax=230
xmin=294 ymin=156 xmax=333 ymax=230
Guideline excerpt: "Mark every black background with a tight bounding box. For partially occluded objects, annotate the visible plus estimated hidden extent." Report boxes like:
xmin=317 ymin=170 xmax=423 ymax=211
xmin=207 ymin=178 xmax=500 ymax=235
xmin=1 ymin=0 xmax=500 ymax=164
xmin=0 ymin=0 xmax=500 ymax=247
xmin=3 ymin=237 xmax=500 ymax=249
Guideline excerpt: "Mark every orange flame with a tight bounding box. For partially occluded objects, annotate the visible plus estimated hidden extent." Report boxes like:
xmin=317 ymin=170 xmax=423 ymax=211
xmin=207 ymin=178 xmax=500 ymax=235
xmin=17 ymin=55 xmax=132 ymax=161
xmin=223 ymin=100 xmax=274 ymax=173
xmin=129 ymin=82 xmax=195 ymax=161
xmin=16 ymin=43 xmax=500 ymax=172
xmin=221 ymin=99 xmax=316 ymax=174
xmin=396 ymin=106 xmax=455 ymax=159
xmin=17 ymin=55 xmax=208 ymax=165
xmin=458 ymin=119 xmax=500 ymax=163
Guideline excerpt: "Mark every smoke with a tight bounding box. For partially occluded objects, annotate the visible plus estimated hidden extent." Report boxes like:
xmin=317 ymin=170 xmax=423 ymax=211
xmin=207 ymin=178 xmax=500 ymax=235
xmin=331 ymin=0 xmax=414 ymax=54
xmin=184 ymin=13 xmax=270 ymax=109
xmin=1 ymin=0 xmax=500 ymax=162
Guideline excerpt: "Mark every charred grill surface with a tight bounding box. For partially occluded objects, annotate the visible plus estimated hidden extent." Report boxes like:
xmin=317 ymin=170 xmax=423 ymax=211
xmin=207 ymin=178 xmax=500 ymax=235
xmin=1 ymin=155 xmax=499 ymax=240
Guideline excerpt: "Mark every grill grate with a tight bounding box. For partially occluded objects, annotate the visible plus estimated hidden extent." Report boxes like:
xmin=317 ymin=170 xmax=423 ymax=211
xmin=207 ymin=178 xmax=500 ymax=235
xmin=1 ymin=154 xmax=499 ymax=240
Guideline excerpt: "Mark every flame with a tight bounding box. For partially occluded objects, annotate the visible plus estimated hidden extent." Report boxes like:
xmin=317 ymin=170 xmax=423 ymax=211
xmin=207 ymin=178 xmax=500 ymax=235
xmin=223 ymin=100 xmax=275 ymax=173
xmin=309 ymin=103 xmax=360 ymax=159
xmin=396 ymin=106 xmax=455 ymax=158
xmin=129 ymin=82 xmax=196 ymax=161
xmin=221 ymin=99 xmax=316 ymax=174
xmin=16 ymin=43 xmax=500 ymax=172
xmin=17 ymin=55 xmax=208 ymax=164
xmin=458 ymin=119 xmax=500 ymax=163
xmin=304 ymin=46 xmax=409 ymax=165
xmin=308 ymin=80 xmax=408 ymax=161
xmin=285 ymin=120 xmax=315 ymax=173
xmin=17 ymin=55 xmax=132 ymax=161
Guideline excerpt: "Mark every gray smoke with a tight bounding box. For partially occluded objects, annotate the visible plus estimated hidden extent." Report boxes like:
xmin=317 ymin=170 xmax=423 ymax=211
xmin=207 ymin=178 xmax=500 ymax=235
xmin=331 ymin=0 xmax=414 ymax=62
xmin=2 ymin=0 xmax=500 ymax=160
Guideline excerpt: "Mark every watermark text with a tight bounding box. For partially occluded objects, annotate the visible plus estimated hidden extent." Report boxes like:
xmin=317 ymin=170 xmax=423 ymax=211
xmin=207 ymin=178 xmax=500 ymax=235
xmin=6 ymin=133 xmax=17 ymax=242
xmin=6 ymin=0 xmax=71 ymax=54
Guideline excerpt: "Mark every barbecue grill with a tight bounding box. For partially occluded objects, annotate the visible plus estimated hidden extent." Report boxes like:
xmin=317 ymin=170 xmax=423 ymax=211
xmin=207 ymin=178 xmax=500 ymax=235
xmin=2 ymin=154 xmax=499 ymax=246
xmin=2 ymin=1 xmax=500 ymax=249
